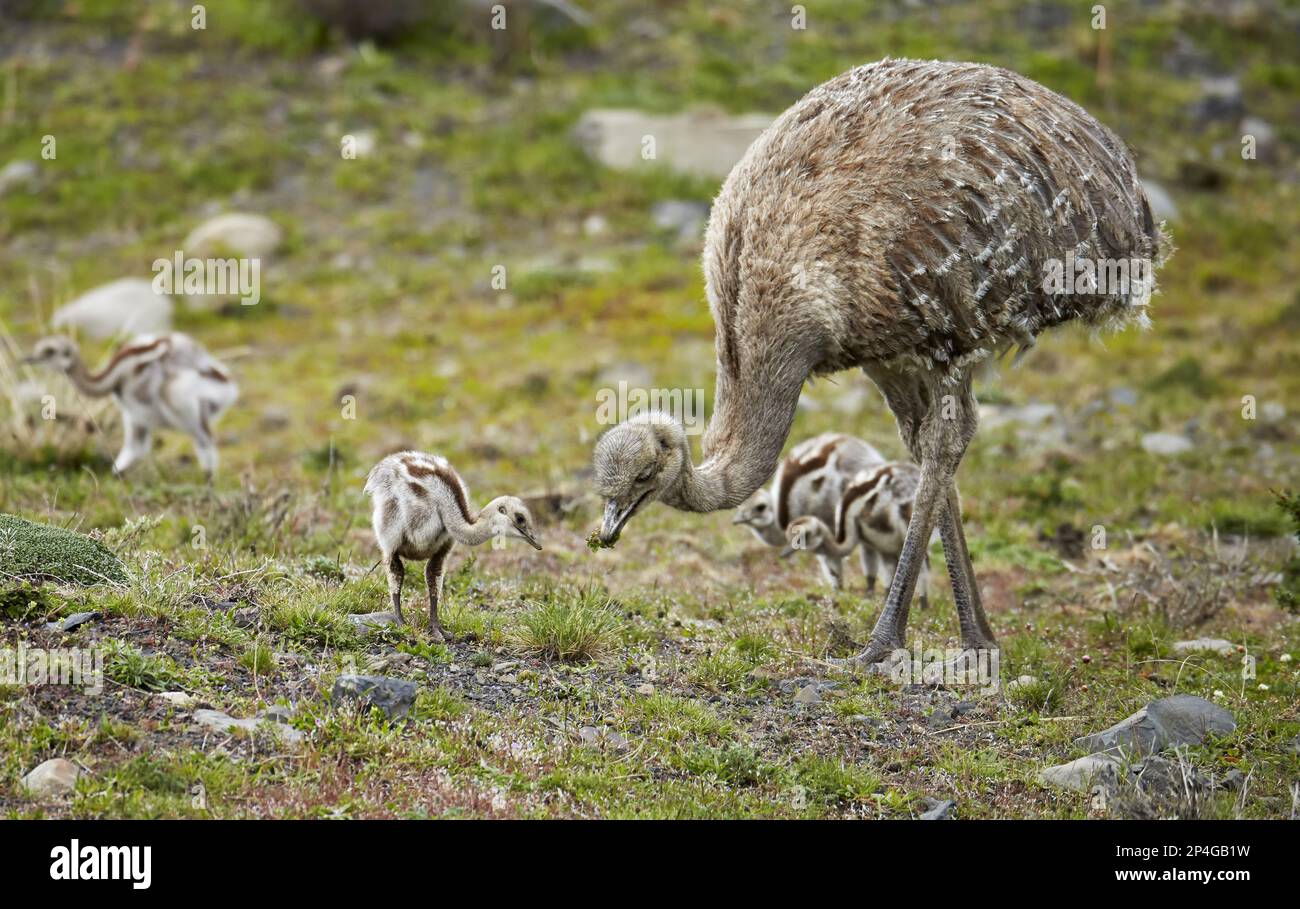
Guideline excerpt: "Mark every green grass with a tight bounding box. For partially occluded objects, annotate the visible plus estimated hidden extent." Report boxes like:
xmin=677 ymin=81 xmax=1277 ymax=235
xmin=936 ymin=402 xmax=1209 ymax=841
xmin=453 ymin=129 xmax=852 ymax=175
xmin=510 ymin=590 xmax=625 ymax=662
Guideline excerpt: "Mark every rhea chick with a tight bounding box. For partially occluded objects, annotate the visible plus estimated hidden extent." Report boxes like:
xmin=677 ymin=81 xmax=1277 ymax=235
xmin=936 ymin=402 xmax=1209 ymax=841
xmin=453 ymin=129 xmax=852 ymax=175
xmin=364 ymin=451 xmax=542 ymax=641
xmin=784 ymin=461 xmax=933 ymax=609
xmin=732 ymin=432 xmax=885 ymax=590
xmin=23 ymin=332 xmax=238 ymax=477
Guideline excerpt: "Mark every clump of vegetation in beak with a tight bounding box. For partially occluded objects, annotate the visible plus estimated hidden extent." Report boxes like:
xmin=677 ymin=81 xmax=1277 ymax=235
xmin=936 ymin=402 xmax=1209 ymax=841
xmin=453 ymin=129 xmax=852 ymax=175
xmin=586 ymin=529 xmax=617 ymax=551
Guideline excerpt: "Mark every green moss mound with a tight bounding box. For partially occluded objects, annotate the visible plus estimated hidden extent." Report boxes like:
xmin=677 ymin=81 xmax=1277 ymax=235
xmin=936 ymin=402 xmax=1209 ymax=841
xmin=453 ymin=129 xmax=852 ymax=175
xmin=0 ymin=514 xmax=128 ymax=586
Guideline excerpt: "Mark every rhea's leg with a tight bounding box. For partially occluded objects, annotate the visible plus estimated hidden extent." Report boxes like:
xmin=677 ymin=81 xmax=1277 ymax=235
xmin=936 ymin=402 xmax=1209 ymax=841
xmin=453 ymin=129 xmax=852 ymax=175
xmin=817 ymin=554 xmax=844 ymax=591
xmin=425 ymin=541 xmax=454 ymax=642
xmin=858 ymin=547 xmax=879 ymax=595
xmin=917 ymin=554 xmax=931 ymax=612
xmin=939 ymin=485 xmax=997 ymax=650
xmin=385 ymin=554 xmax=405 ymax=624
xmin=113 ymin=411 xmax=151 ymax=475
xmin=848 ymin=461 xmax=948 ymax=666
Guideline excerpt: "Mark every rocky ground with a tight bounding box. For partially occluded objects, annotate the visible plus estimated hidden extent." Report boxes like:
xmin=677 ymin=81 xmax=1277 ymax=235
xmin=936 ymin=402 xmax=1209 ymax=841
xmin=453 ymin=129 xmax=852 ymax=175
xmin=1 ymin=0 xmax=1299 ymax=818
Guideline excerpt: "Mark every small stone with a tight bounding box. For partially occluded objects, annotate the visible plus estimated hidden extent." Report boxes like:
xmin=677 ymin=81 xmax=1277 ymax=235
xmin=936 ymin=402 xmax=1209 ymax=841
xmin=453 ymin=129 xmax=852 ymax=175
xmin=331 ymin=674 xmax=417 ymax=719
xmin=347 ymin=610 xmax=399 ymax=635
xmin=0 ymin=159 xmax=39 ymax=196
xmin=919 ymin=798 xmax=956 ymax=820
xmin=1173 ymin=638 xmax=1235 ymax=656
xmin=578 ymin=726 xmax=601 ymax=746
xmin=606 ymin=731 xmax=631 ymax=752
xmin=635 ymin=683 xmax=655 ymax=696
xmin=183 ymin=212 xmax=283 ymax=259
xmin=156 ymin=691 xmax=196 ymax=709
xmin=1217 ymin=768 xmax=1246 ymax=791
xmin=44 ymin=611 xmax=101 ymax=633
xmin=21 ymin=758 xmax=80 ymax=797
xmin=232 ymin=606 xmax=260 ymax=629
xmin=1038 ymin=753 xmax=1125 ymax=794
xmin=1007 ymin=675 xmax=1038 ymax=691
xmin=1141 ymin=432 xmax=1194 ymax=456
xmin=792 ymin=685 xmax=822 ymax=705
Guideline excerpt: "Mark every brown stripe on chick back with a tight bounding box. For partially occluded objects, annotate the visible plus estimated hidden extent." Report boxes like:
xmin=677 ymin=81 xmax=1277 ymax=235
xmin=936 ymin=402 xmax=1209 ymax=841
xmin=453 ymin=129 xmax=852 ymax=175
xmin=88 ymin=337 xmax=168 ymax=384
xmin=775 ymin=436 xmax=845 ymax=528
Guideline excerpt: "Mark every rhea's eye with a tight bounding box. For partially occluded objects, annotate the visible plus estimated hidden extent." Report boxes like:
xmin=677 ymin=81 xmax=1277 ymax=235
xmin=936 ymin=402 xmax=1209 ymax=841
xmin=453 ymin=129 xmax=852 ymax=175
xmin=515 ymin=514 xmax=524 ymax=525
xmin=636 ymin=467 xmax=655 ymax=483
xmin=755 ymin=503 xmax=767 ymax=512
xmin=498 ymin=505 xmax=507 ymax=514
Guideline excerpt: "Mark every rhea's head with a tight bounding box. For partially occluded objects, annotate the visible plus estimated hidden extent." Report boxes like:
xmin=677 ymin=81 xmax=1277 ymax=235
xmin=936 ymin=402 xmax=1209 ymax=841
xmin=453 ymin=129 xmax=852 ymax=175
xmin=23 ymin=335 xmax=80 ymax=373
xmin=782 ymin=515 xmax=831 ymax=557
xmin=486 ymin=496 xmax=543 ymax=550
xmin=592 ymin=412 xmax=689 ymax=544
xmin=732 ymin=488 xmax=775 ymax=530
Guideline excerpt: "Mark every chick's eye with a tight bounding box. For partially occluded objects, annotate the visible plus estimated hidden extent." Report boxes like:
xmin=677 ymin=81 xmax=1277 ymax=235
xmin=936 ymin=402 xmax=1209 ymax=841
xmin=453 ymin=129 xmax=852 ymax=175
xmin=515 ymin=515 xmax=524 ymax=525
xmin=755 ymin=503 xmax=767 ymax=512
xmin=498 ymin=505 xmax=507 ymax=514
xmin=636 ymin=467 xmax=655 ymax=483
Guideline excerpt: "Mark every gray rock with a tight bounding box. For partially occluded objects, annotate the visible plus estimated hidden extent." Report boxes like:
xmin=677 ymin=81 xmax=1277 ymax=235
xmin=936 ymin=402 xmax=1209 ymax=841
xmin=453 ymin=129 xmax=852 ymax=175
xmin=574 ymin=108 xmax=773 ymax=179
xmin=1240 ymin=116 xmax=1276 ymax=161
xmin=1131 ymin=754 xmax=1212 ymax=799
xmin=257 ymin=704 xmax=294 ymax=724
xmin=605 ymin=731 xmax=631 ymax=752
xmin=1140 ymin=432 xmax=1194 ymax=456
xmin=1217 ymin=768 xmax=1246 ymax=791
xmin=346 ymin=610 xmax=399 ymax=635
xmin=52 ymin=278 xmax=173 ymax=339
xmin=792 ymin=684 xmax=822 ymax=706
xmin=1172 ymin=638 xmax=1235 ymax=657
xmin=21 ymin=758 xmax=80 ymax=797
xmin=0 ymin=159 xmax=39 ymax=196
xmin=1007 ymin=675 xmax=1039 ymax=691
xmin=1141 ymin=178 xmax=1178 ymax=222
xmin=44 ymin=611 xmax=100 ymax=632
xmin=578 ymin=725 xmax=601 ymax=746
xmin=651 ymin=199 xmax=709 ymax=242
xmin=1189 ymin=75 xmax=1243 ymax=124
xmin=331 ymin=674 xmax=417 ymax=719
xmin=919 ymin=798 xmax=956 ymax=820
xmin=1109 ymin=386 xmax=1139 ymax=407
xmin=1074 ymin=695 xmax=1235 ymax=757
xmin=183 ymin=212 xmax=283 ymax=258
xmin=156 ymin=691 xmax=196 ymax=709
xmin=1038 ymin=753 xmax=1125 ymax=793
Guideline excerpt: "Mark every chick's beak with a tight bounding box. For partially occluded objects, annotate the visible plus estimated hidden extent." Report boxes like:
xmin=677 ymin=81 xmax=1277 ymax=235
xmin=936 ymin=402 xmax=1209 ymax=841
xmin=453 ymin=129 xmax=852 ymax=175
xmin=731 ymin=512 xmax=751 ymax=525
xmin=779 ymin=544 xmax=797 ymax=559
xmin=519 ymin=526 xmax=543 ymax=550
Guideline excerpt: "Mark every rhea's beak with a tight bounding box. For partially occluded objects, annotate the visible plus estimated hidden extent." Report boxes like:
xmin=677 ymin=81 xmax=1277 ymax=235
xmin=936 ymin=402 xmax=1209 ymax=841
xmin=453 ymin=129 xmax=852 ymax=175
xmin=20 ymin=354 xmax=39 ymax=365
xmin=731 ymin=512 xmax=752 ymax=526
xmin=519 ymin=526 xmax=543 ymax=550
xmin=600 ymin=492 xmax=648 ymax=545
xmin=779 ymin=543 xmax=797 ymax=559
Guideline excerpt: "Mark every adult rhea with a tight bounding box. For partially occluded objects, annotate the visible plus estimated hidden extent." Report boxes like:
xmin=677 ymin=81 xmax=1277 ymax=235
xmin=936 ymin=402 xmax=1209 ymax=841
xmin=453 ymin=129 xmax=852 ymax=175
xmin=592 ymin=59 xmax=1166 ymax=667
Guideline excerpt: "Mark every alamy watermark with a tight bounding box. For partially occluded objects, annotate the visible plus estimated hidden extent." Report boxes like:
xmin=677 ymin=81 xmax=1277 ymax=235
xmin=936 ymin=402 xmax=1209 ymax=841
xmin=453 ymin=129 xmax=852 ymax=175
xmin=881 ymin=644 xmax=1001 ymax=695
xmin=595 ymin=381 xmax=706 ymax=435
xmin=152 ymin=250 xmax=261 ymax=305
xmin=1041 ymin=253 xmax=1154 ymax=304
xmin=1 ymin=644 xmax=104 ymax=695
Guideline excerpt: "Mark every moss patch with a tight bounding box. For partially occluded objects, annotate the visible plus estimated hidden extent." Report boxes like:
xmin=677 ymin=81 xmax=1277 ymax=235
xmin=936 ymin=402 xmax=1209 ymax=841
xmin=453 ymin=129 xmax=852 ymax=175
xmin=0 ymin=514 xmax=128 ymax=586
